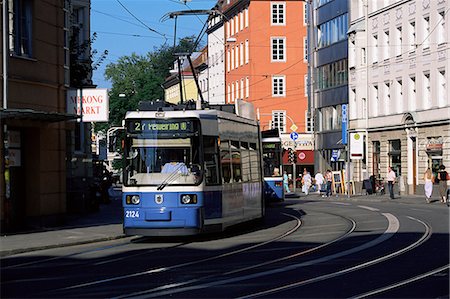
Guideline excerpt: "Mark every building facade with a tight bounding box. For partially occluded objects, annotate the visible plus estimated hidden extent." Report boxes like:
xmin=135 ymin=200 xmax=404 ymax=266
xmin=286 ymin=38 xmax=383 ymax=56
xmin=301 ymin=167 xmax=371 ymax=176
xmin=348 ymin=0 xmax=450 ymax=194
xmin=207 ymin=4 xmax=226 ymax=105
xmin=222 ymin=0 xmax=312 ymax=178
xmin=1 ymin=0 xmax=92 ymax=232
xmin=310 ymin=0 xmax=349 ymax=173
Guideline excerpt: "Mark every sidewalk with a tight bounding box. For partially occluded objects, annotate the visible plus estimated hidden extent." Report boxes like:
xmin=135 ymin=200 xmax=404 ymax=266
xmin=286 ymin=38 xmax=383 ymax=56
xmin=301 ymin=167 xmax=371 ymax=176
xmin=0 ymin=187 xmax=127 ymax=257
xmin=0 ymin=191 xmax=446 ymax=257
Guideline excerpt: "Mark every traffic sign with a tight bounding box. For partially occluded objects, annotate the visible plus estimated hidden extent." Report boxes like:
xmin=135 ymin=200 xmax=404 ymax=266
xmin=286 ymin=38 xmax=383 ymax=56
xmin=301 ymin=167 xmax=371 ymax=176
xmin=290 ymin=124 xmax=298 ymax=132
xmin=290 ymin=132 xmax=299 ymax=141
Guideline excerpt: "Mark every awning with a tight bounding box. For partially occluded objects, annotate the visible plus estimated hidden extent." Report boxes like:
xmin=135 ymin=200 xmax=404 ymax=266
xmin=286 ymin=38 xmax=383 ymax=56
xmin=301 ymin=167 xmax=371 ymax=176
xmin=0 ymin=108 xmax=79 ymax=122
xmin=347 ymin=20 xmax=365 ymax=34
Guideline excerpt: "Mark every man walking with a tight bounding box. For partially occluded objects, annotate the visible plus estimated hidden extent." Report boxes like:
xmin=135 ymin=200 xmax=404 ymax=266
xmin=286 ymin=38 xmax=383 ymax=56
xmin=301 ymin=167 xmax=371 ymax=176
xmin=387 ymin=166 xmax=396 ymax=199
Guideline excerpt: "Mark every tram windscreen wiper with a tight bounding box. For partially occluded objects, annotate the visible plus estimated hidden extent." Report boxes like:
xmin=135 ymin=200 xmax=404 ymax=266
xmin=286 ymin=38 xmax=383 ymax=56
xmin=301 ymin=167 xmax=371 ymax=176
xmin=157 ymin=163 xmax=187 ymax=190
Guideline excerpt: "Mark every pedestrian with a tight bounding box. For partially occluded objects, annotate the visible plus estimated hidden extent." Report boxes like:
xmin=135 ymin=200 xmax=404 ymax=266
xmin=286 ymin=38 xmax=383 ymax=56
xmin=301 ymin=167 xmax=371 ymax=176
xmin=325 ymin=169 xmax=333 ymax=197
xmin=283 ymin=171 xmax=290 ymax=193
xmin=423 ymin=168 xmax=434 ymax=203
xmin=314 ymin=171 xmax=325 ymax=194
xmin=386 ymin=166 xmax=396 ymax=199
xmin=437 ymin=165 xmax=448 ymax=203
xmin=302 ymin=169 xmax=312 ymax=195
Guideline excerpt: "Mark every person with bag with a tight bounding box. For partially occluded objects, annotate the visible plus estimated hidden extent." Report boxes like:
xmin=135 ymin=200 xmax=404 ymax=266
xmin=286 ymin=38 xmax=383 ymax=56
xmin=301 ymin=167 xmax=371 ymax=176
xmin=437 ymin=165 xmax=448 ymax=203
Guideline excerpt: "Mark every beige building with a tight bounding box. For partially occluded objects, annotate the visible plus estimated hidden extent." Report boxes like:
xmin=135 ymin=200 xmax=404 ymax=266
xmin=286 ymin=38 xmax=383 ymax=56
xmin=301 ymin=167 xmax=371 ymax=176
xmin=348 ymin=0 xmax=450 ymax=195
xmin=1 ymin=0 xmax=92 ymax=232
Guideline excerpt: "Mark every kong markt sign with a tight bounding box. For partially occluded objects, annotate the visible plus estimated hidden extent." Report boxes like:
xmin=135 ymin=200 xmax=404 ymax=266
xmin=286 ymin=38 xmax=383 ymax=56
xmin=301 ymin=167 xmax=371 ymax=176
xmin=67 ymin=88 xmax=109 ymax=122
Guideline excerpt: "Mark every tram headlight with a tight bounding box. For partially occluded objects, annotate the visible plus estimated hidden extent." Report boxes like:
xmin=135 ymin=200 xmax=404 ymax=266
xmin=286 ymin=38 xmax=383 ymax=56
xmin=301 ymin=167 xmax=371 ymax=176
xmin=180 ymin=194 xmax=197 ymax=205
xmin=126 ymin=195 xmax=140 ymax=205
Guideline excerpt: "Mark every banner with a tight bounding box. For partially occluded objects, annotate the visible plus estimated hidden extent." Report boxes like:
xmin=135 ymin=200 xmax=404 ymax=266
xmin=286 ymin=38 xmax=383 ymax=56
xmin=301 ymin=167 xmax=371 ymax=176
xmin=67 ymin=88 xmax=109 ymax=122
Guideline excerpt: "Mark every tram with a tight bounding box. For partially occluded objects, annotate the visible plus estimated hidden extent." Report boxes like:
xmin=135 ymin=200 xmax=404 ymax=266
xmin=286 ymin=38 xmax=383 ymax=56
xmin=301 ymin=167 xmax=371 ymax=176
xmin=122 ymin=103 xmax=264 ymax=236
xmin=262 ymin=129 xmax=284 ymax=202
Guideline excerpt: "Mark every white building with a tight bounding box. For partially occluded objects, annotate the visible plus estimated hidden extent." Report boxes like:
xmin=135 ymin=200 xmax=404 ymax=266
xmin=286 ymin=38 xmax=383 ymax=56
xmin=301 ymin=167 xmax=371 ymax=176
xmin=348 ymin=0 xmax=449 ymax=195
xmin=206 ymin=8 xmax=226 ymax=105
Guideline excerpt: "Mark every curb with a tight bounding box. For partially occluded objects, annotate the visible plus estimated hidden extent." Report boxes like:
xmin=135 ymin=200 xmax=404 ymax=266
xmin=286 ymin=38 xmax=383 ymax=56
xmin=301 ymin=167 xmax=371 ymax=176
xmin=0 ymin=234 xmax=128 ymax=257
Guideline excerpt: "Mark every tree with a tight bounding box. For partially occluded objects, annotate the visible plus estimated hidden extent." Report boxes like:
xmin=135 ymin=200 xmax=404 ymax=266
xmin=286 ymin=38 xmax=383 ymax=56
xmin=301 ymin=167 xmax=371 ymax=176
xmin=103 ymin=36 xmax=199 ymax=128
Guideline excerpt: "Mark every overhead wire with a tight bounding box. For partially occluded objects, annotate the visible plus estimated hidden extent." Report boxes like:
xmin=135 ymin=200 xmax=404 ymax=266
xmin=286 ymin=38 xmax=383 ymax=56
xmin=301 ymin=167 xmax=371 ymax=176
xmin=115 ymin=0 xmax=168 ymax=43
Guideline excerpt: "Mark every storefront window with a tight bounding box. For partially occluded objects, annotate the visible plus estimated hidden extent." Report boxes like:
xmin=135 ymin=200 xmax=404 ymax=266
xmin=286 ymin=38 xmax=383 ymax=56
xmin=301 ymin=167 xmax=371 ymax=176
xmin=389 ymin=139 xmax=401 ymax=175
xmin=373 ymin=141 xmax=380 ymax=178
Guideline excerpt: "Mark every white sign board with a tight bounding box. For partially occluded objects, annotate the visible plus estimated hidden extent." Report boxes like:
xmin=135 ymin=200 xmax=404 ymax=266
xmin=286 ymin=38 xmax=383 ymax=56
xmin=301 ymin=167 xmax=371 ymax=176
xmin=67 ymin=88 xmax=109 ymax=122
xmin=350 ymin=132 xmax=364 ymax=160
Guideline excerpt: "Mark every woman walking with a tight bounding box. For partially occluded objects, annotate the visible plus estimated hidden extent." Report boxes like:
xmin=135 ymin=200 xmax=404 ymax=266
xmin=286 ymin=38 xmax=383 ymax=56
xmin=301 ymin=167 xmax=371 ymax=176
xmin=437 ymin=165 xmax=448 ymax=203
xmin=423 ymin=168 xmax=434 ymax=203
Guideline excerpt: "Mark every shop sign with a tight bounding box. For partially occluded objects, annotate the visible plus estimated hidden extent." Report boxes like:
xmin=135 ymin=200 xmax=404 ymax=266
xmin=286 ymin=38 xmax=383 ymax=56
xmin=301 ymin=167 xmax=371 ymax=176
xmin=67 ymin=88 xmax=109 ymax=122
xmin=426 ymin=137 xmax=443 ymax=151
xmin=281 ymin=133 xmax=314 ymax=150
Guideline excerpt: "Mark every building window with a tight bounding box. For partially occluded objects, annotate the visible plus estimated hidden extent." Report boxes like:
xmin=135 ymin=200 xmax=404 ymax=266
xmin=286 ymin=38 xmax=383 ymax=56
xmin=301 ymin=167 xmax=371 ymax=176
xmin=64 ymin=0 xmax=70 ymax=86
xmin=395 ymin=26 xmax=402 ymax=57
xmin=317 ymin=59 xmax=348 ymax=90
xmin=383 ymin=30 xmax=390 ymax=60
xmin=304 ymin=75 xmax=308 ymax=97
xmin=227 ymin=84 xmax=231 ymax=103
xmin=271 ymin=2 xmax=285 ymax=25
xmin=389 ymin=139 xmax=401 ymax=175
xmin=395 ymin=78 xmax=403 ymax=113
xmin=240 ymin=11 xmax=244 ymax=31
xmin=231 ymin=82 xmax=235 ymax=102
xmin=244 ymin=8 xmax=249 ymax=28
xmin=231 ymin=47 xmax=235 ymax=70
xmin=371 ymin=34 xmax=378 ymax=64
xmin=422 ymin=16 xmax=430 ymax=50
xmin=423 ymin=72 xmax=431 ymax=109
xmin=272 ymin=75 xmax=285 ymax=97
xmin=408 ymin=75 xmax=416 ymax=111
xmin=271 ymin=37 xmax=286 ymax=61
xmin=438 ymin=69 xmax=446 ymax=107
xmin=373 ymin=141 xmax=381 ymax=178
xmin=304 ymin=37 xmax=308 ymax=61
xmin=227 ymin=50 xmax=230 ymax=72
xmin=245 ymin=76 xmax=249 ymax=98
xmin=230 ymin=17 xmax=235 ymax=36
xmin=235 ymin=45 xmax=239 ymax=68
xmin=303 ymin=2 xmax=308 ymax=25
xmin=245 ymin=39 xmax=249 ymax=64
xmin=9 ymin=0 xmax=33 ymax=57
xmin=371 ymin=84 xmax=379 ymax=117
xmin=408 ymin=20 xmax=416 ymax=54
xmin=361 ymin=47 xmax=366 ymax=64
xmin=317 ymin=13 xmax=348 ymax=48
xmin=437 ymin=10 xmax=446 ymax=45
xmin=240 ymin=78 xmax=244 ymax=99
xmin=240 ymin=42 xmax=244 ymax=66
xmin=305 ymin=110 xmax=312 ymax=133
xmin=272 ymin=111 xmax=286 ymax=132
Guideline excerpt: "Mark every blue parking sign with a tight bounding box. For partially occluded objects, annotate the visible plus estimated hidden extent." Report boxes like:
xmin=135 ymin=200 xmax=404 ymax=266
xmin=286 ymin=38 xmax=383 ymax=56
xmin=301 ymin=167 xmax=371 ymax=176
xmin=290 ymin=132 xmax=299 ymax=141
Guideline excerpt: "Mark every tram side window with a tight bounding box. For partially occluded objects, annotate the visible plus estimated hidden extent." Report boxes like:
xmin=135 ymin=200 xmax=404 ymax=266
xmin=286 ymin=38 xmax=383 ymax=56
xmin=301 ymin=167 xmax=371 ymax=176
xmin=203 ymin=136 xmax=220 ymax=185
xmin=241 ymin=142 xmax=251 ymax=182
xmin=220 ymin=141 xmax=232 ymax=183
xmin=249 ymin=142 xmax=261 ymax=181
xmin=231 ymin=141 xmax=242 ymax=182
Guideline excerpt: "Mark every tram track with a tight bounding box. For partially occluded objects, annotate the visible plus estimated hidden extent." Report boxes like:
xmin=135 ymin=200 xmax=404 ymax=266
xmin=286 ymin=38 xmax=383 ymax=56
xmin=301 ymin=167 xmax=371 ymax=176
xmin=236 ymin=215 xmax=432 ymax=299
xmin=49 ymin=210 xmax=304 ymax=293
xmin=100 ymin=209 xmax=358 ymax=299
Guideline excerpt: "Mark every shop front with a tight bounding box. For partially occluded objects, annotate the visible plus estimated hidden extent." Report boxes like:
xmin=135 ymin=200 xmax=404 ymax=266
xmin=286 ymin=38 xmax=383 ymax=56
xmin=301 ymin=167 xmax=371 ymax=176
xmin=280 ymin=133 xmax=314 ymax=190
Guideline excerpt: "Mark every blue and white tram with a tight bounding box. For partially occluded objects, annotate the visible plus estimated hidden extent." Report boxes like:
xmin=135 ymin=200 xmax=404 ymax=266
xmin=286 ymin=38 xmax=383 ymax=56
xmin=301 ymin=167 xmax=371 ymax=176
xmin=262 ymin=129 xmax=284 ymax=202
xmin=122 ymin=107 xmax=264 ymax=236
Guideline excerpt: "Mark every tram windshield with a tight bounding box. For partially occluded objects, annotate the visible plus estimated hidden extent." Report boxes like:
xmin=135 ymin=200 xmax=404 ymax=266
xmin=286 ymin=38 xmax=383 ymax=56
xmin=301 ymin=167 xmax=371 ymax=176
xmin=124 ymin=119 xmax=202 ymax=186
xmin=262 ymin=141 xmax=282 ymax=177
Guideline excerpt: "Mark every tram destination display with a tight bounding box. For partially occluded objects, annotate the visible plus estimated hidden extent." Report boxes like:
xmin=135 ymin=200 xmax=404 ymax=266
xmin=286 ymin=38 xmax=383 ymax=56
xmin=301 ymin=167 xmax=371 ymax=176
xmin=127 ymin=119 xmax=195 ymax=134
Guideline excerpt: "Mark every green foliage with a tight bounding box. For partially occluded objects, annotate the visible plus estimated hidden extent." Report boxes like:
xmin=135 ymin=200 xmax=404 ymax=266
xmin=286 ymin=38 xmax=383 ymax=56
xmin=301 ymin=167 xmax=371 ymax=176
xmin=104 ymin=36 xmax=199 ymax=128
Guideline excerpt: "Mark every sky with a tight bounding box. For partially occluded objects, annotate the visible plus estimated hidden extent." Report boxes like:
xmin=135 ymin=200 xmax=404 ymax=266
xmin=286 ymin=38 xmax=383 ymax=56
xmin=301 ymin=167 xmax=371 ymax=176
xmin=91 ymin=0 xmax=217 ymax=88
